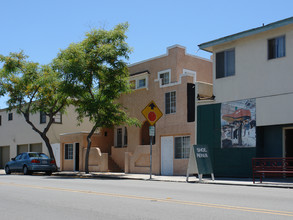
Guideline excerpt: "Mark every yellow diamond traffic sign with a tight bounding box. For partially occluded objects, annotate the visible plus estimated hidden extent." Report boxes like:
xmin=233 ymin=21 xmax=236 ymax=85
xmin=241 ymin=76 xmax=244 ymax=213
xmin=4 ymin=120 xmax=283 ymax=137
xmin=141 ymin=100 xmax=163 ymax=126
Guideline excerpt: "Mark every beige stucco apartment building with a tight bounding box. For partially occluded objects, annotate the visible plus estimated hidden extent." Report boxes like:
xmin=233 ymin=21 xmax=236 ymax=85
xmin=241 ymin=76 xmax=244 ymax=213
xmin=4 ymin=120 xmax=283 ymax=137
xmin=0 ymin=105 xmax=93 ymax=169
xmin=60 ymin=45 xmax=213 ymax=175
xmin=196 ymin=16 xmax=293 ymax=177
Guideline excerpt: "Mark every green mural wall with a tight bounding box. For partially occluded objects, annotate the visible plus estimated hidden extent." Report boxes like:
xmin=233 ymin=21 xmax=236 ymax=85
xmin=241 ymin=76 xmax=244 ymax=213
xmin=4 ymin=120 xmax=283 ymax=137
xmin=197 ymin=104 xmax=256 ymax=177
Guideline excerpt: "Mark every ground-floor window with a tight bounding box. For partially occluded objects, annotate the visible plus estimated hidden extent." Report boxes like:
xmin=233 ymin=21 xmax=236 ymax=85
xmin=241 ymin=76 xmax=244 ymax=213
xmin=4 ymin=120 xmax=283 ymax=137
xmin=65 ymin=144 xmax=73 ymax=160
xmin=174 ymin=136 xmax=190 ymax=159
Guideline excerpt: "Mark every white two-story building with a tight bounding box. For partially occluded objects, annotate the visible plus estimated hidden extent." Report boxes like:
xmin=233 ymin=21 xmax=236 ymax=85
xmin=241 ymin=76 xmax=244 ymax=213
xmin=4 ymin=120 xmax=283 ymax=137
xmin=197 ymin=17 xmax=293 ymax=177
xmin=0 ymin=106 xmax=93 ymax=169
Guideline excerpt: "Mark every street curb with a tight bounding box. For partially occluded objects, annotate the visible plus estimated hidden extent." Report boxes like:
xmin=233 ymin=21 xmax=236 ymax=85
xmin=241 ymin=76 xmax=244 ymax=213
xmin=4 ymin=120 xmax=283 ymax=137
xmin=51 ymin=172 xmax=293 ymax=189
xmin=2 ymin=170 xmax=293 ymax=189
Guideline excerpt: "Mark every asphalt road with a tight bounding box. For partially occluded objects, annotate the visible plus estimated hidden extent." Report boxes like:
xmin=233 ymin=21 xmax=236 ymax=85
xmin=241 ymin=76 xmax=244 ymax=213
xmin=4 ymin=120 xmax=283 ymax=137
xmin=1 ymin=174 xmax=293 ymax=220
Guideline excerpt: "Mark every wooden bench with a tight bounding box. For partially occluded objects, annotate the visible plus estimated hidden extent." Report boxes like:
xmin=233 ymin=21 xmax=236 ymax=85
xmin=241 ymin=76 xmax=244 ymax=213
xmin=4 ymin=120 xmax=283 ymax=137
xmin=252 ymin=157 xmax=293 ymax=183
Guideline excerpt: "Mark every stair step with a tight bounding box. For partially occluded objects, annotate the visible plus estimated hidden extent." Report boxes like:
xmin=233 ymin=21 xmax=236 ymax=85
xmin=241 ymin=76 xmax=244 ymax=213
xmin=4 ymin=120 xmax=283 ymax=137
xmin=108 ymin=156 xmax=123 ymax=172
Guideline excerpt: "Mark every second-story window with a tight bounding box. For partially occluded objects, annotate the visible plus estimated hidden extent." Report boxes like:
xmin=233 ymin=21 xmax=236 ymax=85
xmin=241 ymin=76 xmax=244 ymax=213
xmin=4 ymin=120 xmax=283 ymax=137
xmin=216 ymin=48 xmax=235 ymax=79
xmin=129 ymin=80 xmax=136 ymax=89
xmin=0 ymin=115 xmax=2 ymax=126
xmin=268 ymin=35 xmax=285 ymax=60
xmin=53 ymin=112 xmax=62 ymax=124
xmin=137 ymin=78 xmax=146 ymax=89
xmin=40 ymin=111 xmax=46 ymax=124
xmin=159 ymin=71 xmax=170 ymax=85
xmin=8 ymin=113 xmax=13 ymax=121
xmin=157 ymin=69 xmax=171 ymax=86
xmin=129 ymin=76 xmax=148 ymax=90
xmin=165 ymin=91 xmax=176 ymax=114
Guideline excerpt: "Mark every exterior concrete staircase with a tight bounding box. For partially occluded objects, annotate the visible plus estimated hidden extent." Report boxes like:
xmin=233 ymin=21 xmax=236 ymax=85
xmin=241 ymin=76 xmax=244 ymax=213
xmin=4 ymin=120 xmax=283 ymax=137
xmin=108 ymin=156 xmax=123 ymax=172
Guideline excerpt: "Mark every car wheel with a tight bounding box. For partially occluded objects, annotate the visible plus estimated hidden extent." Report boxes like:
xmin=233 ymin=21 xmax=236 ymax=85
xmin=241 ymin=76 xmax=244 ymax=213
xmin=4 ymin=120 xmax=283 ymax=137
xmin=45 ymin=171 xmax=52 ymax=176
xmin=5 ymin=166 xmax=11 ymax=175
xmin=23 ymin=166 xmax=31 ymax=175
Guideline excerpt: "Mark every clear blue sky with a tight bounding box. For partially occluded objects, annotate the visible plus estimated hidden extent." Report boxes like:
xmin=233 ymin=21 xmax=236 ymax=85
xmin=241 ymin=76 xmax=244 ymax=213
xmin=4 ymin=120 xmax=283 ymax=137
xmin=1 ymin=0 xmax=292 ymax=108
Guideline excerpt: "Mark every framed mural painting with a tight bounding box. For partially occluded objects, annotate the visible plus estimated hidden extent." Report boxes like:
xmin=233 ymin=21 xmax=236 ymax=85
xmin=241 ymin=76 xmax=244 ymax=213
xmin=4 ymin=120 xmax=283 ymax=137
xmin=221 ymin=99 xmax=256 ymax=148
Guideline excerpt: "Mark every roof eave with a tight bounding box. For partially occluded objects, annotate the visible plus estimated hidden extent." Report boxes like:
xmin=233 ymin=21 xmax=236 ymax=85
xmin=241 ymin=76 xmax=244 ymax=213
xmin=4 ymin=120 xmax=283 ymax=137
xmin=198 ymin=16 xmax=293 ymax=52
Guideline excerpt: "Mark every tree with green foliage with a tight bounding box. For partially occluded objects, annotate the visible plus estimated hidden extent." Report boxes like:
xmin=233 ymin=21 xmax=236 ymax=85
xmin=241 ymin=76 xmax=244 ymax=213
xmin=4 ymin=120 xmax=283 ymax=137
xmin=53 ymin=23 xmax=139 ymax=173
xmin=0 ymin=51 xmax=70 ymax=162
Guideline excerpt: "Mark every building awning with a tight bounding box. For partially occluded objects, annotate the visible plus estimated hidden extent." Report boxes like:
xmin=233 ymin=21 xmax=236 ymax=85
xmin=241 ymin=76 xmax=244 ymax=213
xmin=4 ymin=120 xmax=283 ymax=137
xmin=130 ymin=70 xmax=150 ymax=77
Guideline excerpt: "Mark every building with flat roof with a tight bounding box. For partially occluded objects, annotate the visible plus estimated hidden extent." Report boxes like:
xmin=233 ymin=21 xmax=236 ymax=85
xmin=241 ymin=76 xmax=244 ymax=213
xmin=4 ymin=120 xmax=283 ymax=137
xmin=60 ymin=45 xmax=213 ymax=175
xmin=197 ymin=17 xmax=293 ymax=177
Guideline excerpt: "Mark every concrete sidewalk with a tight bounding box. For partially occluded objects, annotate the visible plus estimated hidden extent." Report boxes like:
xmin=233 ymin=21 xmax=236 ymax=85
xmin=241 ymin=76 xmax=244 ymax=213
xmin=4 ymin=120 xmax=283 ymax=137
xmin=52 ymin=171 xmax=293 ymax=188
xmin=1 ymin=169 xmax=293 ymax=188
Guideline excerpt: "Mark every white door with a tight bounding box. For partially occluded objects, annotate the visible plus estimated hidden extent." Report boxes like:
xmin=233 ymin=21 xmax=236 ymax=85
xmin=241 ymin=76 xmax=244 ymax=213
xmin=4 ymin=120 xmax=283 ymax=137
xmin=161 ymin=136 xmax=174 ymax=175
xmin=51 ymin=143 xmax=61 ymax=168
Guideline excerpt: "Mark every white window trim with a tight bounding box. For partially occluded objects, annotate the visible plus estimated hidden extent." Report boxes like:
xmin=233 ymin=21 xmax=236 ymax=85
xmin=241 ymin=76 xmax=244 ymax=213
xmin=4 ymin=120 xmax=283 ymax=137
xmin=215 ymin=48 xmax=236 ymax=79
xmin=8 ymin=112 xmax=13 ymax=121
xmin=157 ymin=69 xmax=171 ymax=87
xmin=137 ymin=78 xmax=146 ymax=89
xmin=155 ymin=69 xmax=196 ymax=88
xmin=268 ymin=35 xmax=286 ymax=60
xmin=64 ymin=143 xmax=73 ymax=160
xmin=174 ymin=135 xmax=191 ymax=159
xmin=165 ymin=90 xmax=177 ymax=115
xmin=53 ymin=112 xmax=62 ymax=124
xmin=129 ymin=73 xmax=148 ymax=90
xmin=182 ymin=69 xmax=197 ymax=83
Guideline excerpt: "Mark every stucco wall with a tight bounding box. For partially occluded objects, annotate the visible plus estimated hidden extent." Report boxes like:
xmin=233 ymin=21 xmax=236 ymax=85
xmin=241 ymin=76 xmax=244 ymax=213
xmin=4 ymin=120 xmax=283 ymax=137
xmin=60 ymin=128 xmax=113 ymax=171
xmin=0 ymin=105 xmax=94 ymax=159
xmin=211 ymin=24 xmax=293 ymax=126
xmin=256 ymin=93 xmax=293 ymax=126
xmin=116 ymin=45 xmax=212 ymax=175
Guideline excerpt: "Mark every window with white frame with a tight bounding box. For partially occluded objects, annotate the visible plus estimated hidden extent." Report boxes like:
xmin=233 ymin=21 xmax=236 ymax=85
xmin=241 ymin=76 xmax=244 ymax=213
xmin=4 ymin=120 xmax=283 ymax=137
xmin=174 ymin=136 xmax=190 ymax=159
xmin=65 ymin=144 xmax=73 ymax=160
xmin=129 ymin=80 xmax=136 ymax=89
xmin=129 ymin=75 xmax=148 ymax=90
xmin=165 ymin=91 xmax=176 ymax=114
xmin=8 ymin=112 xmax=13 ymax=121
xmin=53 ymin=112 xmax=62 ymax=124
xmin=268 ymin=35 xmax=285 ymax=60
xmin=137 ymin=78 xmax=146 ymax=89
xmin=216 ymin=48 xmax=235 ymax=79
xmin=159 ymin=71 xmax=170 ymax=85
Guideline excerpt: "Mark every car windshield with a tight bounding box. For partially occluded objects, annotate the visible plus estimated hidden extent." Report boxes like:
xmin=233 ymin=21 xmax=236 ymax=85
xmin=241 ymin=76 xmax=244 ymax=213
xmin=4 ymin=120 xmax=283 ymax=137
xmin=28 ymin=153 xmax=49 ymax=159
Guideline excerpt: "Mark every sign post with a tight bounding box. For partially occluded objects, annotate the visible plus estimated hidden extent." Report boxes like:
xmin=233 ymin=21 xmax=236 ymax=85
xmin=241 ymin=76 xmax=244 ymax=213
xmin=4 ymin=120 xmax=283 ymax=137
xmin=149 ymin=126 xmax=154 ymax=179
xmin=142 ymin=101 xmax=163 ymax=179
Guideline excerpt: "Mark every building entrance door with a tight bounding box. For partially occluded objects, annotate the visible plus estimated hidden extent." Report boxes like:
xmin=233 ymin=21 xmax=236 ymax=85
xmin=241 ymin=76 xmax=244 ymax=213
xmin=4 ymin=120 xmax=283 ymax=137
xmin=161 ymin=136 xmax=173 ymax=176
xmin=75 ymin=143 xmax=79 ymax=171
xmin=285 ymin=129 xmax=293 ymax=157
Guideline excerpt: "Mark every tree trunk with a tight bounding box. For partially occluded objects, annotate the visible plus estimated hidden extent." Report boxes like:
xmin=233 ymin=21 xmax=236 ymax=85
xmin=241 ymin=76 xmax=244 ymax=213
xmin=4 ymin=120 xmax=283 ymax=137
xmin=85 ymin=125 xmax=98 ymax=174
xmin=23 ymin=113 xmax=56 ymax=164
xmin=42 ymin=134 xmax=56 ymax=162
